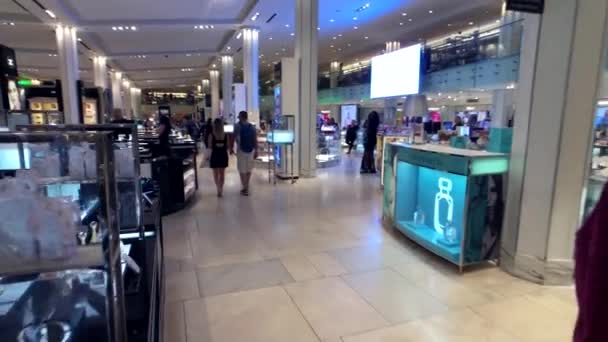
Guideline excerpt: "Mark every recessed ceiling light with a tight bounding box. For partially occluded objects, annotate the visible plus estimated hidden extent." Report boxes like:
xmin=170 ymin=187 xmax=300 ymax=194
xmin=112 ymin=26 xmax=117 ymax=31
xmin=338 ymin=33 xmax=342 ymax=37
xmin=399 ymin=22 xmax=403 ymax=26
xmin=330 ymin=45 xmax=334 ymax=48
xmin=275 ymin=52 xmax=279 ymax=55
xmin=469 ymin=21 xmax=474 ymax=25
xmin=251 ymin=12 xmax=260 ymax=21
xmin=281 ymin=48 xmax=286 ymax=52
xmin=364 ymin=36 xmax=369 ymax=39
xmin=354 ymin=26 xmax=358 ymax=30
xmin=212 ymin=64 xmax=216 ymax=68
xmin=227 ymin=46 xmax=231 ymax=50
xmin=317 ymin=27 xmax=320 ymax=30
xmin=290 ymin=32 xmax=295 ymax=36
xmin=118 ymin=26 xmax=124 ymax=30
xmin=260 ymin=54 xmax=264 ymax=57
xmin=447 ymin=23 xmax=452 ymax=27
xmin=353 ymin=16 xmax=358 ymax=20
xmin=131 ymin=26 xmax=137 ymax=30
xmin=285 ymin=24 xmax=290 ymax=28
xmin=330 ymin=19 xmax=335 ymax=22
xmin=186 ymin=54 xmax=191 ymax=56
xmin=147 ymin=70 xmax=151 ymax=73
xmin=496 ymin=19 xmax=501 ymax=23
xmin=428 ymin=10 xmax=433 ymax=14
xmin=408 ymin=18 xmax=412 ymax=22
xmin=269 ymin=37 xmax=273 ymax=40
xmin=332 ymin=36 xmax=337 ymax=40
xmin=77 ymin=38 xmax=82 ymax=42
xmin=338 ymin=48 xmax=342 ymax=51
xmin=8 ymin=22 xmax=15 ymax=26
xmin=401 ymin=12 xmax=407 ymax=16
xmin=45 ymin=9 xmax=56 ymax=19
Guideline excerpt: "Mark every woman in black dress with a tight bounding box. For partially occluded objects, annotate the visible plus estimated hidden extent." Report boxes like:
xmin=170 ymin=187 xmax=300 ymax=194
xmin=208 ymin=118 xmax=229 ymax=197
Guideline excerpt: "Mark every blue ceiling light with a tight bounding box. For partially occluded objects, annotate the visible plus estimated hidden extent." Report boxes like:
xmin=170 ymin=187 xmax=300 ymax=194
xmin=356 ymin=3 xmax=371 ymax=13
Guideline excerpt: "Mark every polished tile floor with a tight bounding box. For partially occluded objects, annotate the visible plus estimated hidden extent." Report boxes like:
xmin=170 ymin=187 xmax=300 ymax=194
xmin=163 ymin=154 xmax=577 ymax=342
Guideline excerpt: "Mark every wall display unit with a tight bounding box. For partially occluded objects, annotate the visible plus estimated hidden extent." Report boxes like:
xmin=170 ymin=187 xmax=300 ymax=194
xmin=340 ymin=104 xmax=358 ymax=128
xmin=582 ymin=105 xmax=608 ymax=218
xmin=371 ymin=43 xmax=422 ymax=99
xmin=383 ymin=143 xmax=509 ymax=270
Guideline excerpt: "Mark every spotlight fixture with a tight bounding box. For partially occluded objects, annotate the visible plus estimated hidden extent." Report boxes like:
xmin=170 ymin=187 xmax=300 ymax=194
xmin=355 ymin=3 xmax=371 ymax=12
xmin=45 ymin=9 xmax=56 ymax=19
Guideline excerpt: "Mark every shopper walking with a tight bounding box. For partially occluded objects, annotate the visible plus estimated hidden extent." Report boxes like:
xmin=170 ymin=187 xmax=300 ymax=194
xmin=574 ymin=183 xmax=608 ymax=342
xmin=345 ymin=120 xmax=359 ymax=154
xmin=207 ymin=118 xmax=229 ymax=197
xmin=361 ymin=111 xmax=380 ymax=173
xmin=234 ymin=111 xmax=257 ymax=196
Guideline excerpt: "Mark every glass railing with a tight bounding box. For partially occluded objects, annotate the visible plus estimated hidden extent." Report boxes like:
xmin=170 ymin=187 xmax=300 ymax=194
xmin=425 ymin=19 xmax=523 ymax=73
xmin=318 ymin=19 xmax=524 ymax=88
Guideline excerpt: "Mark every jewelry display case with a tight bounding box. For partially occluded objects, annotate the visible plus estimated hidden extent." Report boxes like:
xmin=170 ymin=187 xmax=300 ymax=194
xmin=0 ymin=131 xmax=127 ymax=341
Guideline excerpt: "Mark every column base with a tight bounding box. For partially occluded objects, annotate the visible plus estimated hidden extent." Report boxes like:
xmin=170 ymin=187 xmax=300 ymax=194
xmin=500 ymin=248 xmax=574 ymax=285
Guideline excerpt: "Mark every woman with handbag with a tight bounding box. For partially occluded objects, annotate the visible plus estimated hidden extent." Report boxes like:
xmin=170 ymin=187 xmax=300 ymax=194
xmin=207 ymin=118 xmax=229 ymax=197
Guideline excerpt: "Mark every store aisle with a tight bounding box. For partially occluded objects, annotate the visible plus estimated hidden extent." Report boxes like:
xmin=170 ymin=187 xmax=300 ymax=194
xmin=163 ymin=154 xmax=577 ymax=342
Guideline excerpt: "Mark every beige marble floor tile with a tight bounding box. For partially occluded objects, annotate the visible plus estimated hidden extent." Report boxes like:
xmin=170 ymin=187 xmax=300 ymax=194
xmin=343 ymin=308 xmax=519 ymax=342
xmin=330 ymin=244 xmax=416 ymax=273
xmin=196 ymin=259 xmax=294 ymax=297
xmin=165 ymin=270 xmax=200 ymax=303
xmin=471 ymin=296 xmax=575 ymax=342
xmin=164 ymin=301 xmax=186 ymax=342
xmin=391 ymin=262 xmax=503 ymax=308
xmin=307 ymin=252 xmax=348 ymax=276
xmin=342 ymin=269 xmax=448 ymax=323
xmin=281 ymin=255 xmax=323 ymax=281
xmin=184 ymin=286 xmax=320 ymax=342
xmin=284 ymin=277 xmax=388 ymax=341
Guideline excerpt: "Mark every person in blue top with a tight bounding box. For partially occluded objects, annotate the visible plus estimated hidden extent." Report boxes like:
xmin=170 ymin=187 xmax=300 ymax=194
xmin=233 ymin=111 xmax=258 ymax=196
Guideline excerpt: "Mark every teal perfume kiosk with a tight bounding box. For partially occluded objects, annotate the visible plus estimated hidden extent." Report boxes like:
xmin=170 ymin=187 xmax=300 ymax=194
xmin=383 ymin=143 xmax=509 ymax=271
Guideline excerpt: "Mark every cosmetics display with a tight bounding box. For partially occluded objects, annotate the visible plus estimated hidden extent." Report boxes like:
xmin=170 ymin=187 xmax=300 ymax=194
xmin=382 ymin=143 xmax=509 ymax=270
xmin=8 ymin=125 xmax=164 ymax=341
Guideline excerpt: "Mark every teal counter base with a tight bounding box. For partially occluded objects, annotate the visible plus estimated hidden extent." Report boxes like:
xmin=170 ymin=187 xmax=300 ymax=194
xmin=397 ymin=221 xmax=460 ymax=263
xmin=383 ymin=143 xmax=509 ymax=270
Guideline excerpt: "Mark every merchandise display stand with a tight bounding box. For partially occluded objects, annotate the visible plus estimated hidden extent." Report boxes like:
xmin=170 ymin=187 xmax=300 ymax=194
xmin=268 ymin=115 xmax=297 ymax=184
xmin=382 ymin=143 xmax=509 ymax=272
xmin=15 ymin=124 xmax=163 ymax=341
xmin=0 ymin=131 xmax=127 ymax=341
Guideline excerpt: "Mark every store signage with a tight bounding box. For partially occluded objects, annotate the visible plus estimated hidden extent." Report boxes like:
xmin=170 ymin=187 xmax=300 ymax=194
xmin=506 ymin=0 xmax=544 ymax=14
xmin=0 ymin=44 xmax=17 ymax=77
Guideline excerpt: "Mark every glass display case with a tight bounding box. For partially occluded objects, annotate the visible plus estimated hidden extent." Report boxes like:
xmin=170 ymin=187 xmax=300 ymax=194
xmin=317 ymin=124 xmax=341 ymax=168
xmin=383 ymin=143 xmax=509 ymax=270
xmin=0 ymin=131 xmax=127 ymax=341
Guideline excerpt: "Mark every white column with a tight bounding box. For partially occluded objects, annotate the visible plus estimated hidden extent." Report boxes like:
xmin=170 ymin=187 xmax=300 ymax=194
xmin=501 ymin=0 xmax=608 ymax=285
xmin=209 ymin=70 xmax=220 ymax=118
xmin=111 ymin=71 xmax=123 ymax=111
xmin=130 ymin=88 xmax=141 ymax=119
xmin=295 ymin=0 xmax=319 ymax=177
xmin=242 ymin=27 xmax=260 ymax=123
xmin=122 ymin=79 xmax=131 ymax=118
xmin=491 ymin=89 xmax=514 ymax=127
xmin=221 ymin=54 xmax=234 ymax=121
xmin=93 ymin=56 xmax=108 ymax=89
xmin=329 ymin=61 xmax=340 ymax=89
xmin=55 ymin=25 xmax=80 ymax=124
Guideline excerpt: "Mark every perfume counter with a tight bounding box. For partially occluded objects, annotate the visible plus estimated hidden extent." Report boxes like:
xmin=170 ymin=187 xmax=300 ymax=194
xmin=382 ymin=143 xmax=509 ymax=270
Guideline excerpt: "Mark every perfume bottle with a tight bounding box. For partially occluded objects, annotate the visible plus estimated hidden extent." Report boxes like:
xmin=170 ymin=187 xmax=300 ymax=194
xmin=413 ymin=206 xmax=425 ymax=225
xmin=434 ymin=177 xmax=454 ymax=235
xmin=443 ymin=220 xmax=458 ymax=244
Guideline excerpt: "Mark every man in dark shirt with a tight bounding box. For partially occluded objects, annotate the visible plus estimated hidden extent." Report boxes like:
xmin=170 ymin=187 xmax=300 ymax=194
xmin=158 ymin=114 xmax=172 ymax=157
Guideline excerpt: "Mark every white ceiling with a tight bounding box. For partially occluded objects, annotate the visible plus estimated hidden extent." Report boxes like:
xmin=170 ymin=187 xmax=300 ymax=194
xmin=0 ymin=0 xmax=502 ymax=90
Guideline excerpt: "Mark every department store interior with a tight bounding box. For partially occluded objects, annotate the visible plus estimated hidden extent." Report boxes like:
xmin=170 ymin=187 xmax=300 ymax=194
xmin=0 ymin=0 xmax=604 ymax=341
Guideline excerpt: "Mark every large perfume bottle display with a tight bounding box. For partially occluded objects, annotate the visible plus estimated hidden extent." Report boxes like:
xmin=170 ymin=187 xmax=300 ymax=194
xmin=434 ymin=177 xmax=454 ymax=235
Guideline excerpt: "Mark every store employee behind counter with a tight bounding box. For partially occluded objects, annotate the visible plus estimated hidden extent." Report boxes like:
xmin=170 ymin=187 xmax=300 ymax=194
xmin=158 ymin=114 xmax=172 ymax=157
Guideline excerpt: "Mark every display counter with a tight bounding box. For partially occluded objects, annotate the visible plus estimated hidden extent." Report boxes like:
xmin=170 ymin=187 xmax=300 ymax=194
xmin=317 ymin=125 xmax=341 ymax=168
xmin=383 ymin=143 xmax=509 ymax=270
xmin=377 ymin=131 xmax=410 ymax=187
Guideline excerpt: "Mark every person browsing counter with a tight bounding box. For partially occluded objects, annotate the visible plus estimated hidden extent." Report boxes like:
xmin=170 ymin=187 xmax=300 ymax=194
xmin=233 ymin=111 xmax=258 ymax=196
xmin=158 ymin=114 xmax=172 ymax=157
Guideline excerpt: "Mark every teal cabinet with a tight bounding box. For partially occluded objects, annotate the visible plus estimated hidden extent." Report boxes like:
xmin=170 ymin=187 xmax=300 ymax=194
xmin=383 ymin=143 xmax=509 ymax=269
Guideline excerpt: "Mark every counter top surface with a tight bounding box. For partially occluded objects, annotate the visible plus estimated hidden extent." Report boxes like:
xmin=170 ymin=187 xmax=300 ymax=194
xmin=390 ymin=142 xmax=507 ymax=158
